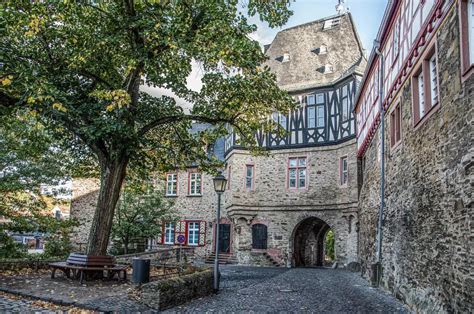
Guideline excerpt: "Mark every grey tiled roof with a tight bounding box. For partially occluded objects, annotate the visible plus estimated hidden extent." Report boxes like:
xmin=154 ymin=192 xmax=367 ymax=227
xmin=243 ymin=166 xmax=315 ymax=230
xmin=189 ymin=123 xmax=225 ymax=161
xmin=264 ymin=13 xmax=366 ymax=92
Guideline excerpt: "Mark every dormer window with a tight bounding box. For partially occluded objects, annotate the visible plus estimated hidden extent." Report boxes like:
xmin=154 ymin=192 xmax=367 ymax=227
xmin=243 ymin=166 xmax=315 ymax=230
xmin=282 ymin=52 xmax=290 ymax=62
xmin=323 ymin=64 xmax=334 ymax=74
xmin=323 ymin=18 xmax=341 ymax=30
xmin=319 ymin=45 xmax=328 ymax=54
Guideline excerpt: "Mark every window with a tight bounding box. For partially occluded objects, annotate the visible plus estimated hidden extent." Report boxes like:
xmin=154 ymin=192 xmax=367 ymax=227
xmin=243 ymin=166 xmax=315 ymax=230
xmin=166 ymin=173 xmax=178 ymax=196
xmin=392 ymin=18 xmax=401 ymax=59
xmin=316 ymin=105 xmax=325 ymax=127
xmin=316 ymin=93 xmax=324 ymax=104
xmin=412 ymin=47 xmax=439 ymax=125
xmin=319 ymin=45 xmax=328 ymax=54
xmin=189 ymin=172 xmax=202 ymax=195
xmin=307 ymin=95 xmax=315 ymax=105
xmin=272 ymin=112 xmax=287 ymax=130
xmin=323 ymin=18 xmax=341 ymax=30
xmin=340 ymin=156 xmax=348 ymax=185
xmin=323 ymin=64 xmax=334 ymax=74
xmin=308 ymin=106 xmax=316 ymax=128
xmin=390 ymin=103 xmax=402 ymax=148
xmin=469 ymin=0 xmax=474 ymax=63
xmin=164 ymin=223 xmax=175 ymax=244
xmin=245 ymin=165 xmax=254 ymax=190
xmin=282 ymin=52 xmax=290 ymax=62
xmin=288 ymin=157 xmax=307 ymax=189
xmin=460 ymin=0 xmax=474 ymax=75
xmin=342 ymin=98 xmax=349 ymax=121
xmin=187 ymin=222 xmax=199 ymax=246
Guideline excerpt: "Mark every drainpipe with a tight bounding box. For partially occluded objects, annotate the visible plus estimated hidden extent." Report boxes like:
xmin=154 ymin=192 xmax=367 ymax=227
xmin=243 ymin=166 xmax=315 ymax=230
xmin=373 ymin=40 xmax=385 ymax=287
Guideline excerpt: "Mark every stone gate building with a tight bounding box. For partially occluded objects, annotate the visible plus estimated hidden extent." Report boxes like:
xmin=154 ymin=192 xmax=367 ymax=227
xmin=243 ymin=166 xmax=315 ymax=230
xmin=154 ymin=12 xmax=367 ymax=267
xmin=354 ymin=0 xmax=473 ymax=312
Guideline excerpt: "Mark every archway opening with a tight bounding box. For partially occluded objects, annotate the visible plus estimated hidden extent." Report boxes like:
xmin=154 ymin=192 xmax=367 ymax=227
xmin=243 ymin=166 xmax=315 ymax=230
xmin=293 ymin=217 xmax=334 ymax=267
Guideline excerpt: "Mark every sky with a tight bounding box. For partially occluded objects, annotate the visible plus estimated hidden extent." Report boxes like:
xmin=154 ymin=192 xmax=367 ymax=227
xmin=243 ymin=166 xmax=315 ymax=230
xmin=143 ymin=0 xmax=389 ymax=104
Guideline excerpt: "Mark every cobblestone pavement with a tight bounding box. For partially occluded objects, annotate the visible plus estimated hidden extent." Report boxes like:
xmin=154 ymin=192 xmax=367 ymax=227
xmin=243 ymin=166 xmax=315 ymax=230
xmin=168 ymin=266 xmax=410 ymax=313
xmin=0 ymin=292 xmax=75 ymax=313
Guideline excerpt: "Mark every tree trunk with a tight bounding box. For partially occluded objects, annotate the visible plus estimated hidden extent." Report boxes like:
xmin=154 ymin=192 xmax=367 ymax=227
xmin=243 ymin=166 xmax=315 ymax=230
xmin=124 ymin=237 xmax=129 ymax=255
xmin=86 ymin=158 xmax=129 ymax=256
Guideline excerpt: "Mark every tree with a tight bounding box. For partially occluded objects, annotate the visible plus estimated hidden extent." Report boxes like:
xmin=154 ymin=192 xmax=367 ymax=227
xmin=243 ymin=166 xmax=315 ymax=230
xmin=0 ymin=112 xmax=79 ymax=259
xmin=1 ymin=1 xmax=295 ymax=255
xmin=111 ymin=180 xmax=175 ymax=254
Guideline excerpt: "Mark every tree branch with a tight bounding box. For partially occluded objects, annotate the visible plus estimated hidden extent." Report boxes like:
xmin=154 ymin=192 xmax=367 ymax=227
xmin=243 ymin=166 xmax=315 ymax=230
xmin=138 ymin=114 xmax=234 ymax=137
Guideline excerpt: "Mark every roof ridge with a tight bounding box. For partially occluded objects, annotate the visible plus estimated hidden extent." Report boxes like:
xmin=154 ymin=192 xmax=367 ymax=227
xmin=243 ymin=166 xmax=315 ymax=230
xmin=275 ymin=12 xmax=348 ymax=34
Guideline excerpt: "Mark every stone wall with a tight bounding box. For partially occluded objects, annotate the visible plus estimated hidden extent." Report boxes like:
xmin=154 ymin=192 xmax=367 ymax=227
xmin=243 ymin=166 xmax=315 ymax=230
xmin=225 ymin=139 xmax=359 ymax=266
xmin=358 ymin=7 xmax=473 ymax=312
xmin=136 ymin=268 xmax=213 ymax=310
xmin=70 ymin=178 xmax=100 ymax=251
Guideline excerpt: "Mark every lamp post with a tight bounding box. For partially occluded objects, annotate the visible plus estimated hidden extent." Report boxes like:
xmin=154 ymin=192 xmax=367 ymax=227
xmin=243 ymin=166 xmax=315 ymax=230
xmin=213 ymin=171 xmax=227 ymax=292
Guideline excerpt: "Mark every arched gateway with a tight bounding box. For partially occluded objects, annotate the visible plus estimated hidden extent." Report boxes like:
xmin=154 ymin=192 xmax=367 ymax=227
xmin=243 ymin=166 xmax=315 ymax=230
xmin=292 ymin=217 xmax=334 ymax=267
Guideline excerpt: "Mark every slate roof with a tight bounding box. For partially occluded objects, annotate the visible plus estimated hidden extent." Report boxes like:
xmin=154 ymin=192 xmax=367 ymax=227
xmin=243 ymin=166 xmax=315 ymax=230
xmin=189 ymin=123 xmax=225 ymax=161
xmin=264 ymin=13 xmax=367 ymax=92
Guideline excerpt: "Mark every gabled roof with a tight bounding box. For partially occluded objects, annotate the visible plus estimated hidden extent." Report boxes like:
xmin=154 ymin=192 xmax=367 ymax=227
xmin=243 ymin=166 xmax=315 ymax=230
xmin=264 ymin=13 xmax=366 ymax=92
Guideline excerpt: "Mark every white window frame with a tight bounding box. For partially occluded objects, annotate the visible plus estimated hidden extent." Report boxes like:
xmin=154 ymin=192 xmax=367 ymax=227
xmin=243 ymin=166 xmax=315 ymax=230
xmin=340 ymin=156 xmax=348 ymax=186
xmin=189 ymin=172 xmax=202 ymax=196
xmin=245 ymin=165 xmax=254 ymax=190
xmin=308 ymin=106 xmax=316 ymax=128
xmin=288 ymin=157 xmax=307 ymax=189
xmin=342 ymin=97 xmax=350 ymax=121
xmin=316 ymin=105 xmax=325 ymax=127
xmin=469 ymin=0 xmax=474 ymax=63
xmin=187 ymin=222 xmax=199 ymax=246
xmin=316 ymin=93 xmax=325 ymax=104
xmin=429 ymin=54 xmax=438 ymax=106
xmin=166 ymin=173 xmax=178 ymax=196
xmin=164 ymin=223 xmax=175 ymax=244
xmin=318 ymin=45 xmax=328 ymax=55
xmin=417 ymin=71 xmax=426 ymax=119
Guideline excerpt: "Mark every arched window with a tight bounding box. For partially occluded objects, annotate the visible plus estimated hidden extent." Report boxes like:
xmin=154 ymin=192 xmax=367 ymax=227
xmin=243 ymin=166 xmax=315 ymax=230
xmin=252 ymin=224 xmax=268 ymax=249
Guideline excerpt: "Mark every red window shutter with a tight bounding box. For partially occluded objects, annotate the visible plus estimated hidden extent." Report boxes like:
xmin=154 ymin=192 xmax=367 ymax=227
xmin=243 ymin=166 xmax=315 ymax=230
xmin=175 ymin=221 xmax=186 ymax=244
xmin=159 ymin=223 xmax=164 ymax=244
xmin=199 ymin=221 xmax=206 ymax=246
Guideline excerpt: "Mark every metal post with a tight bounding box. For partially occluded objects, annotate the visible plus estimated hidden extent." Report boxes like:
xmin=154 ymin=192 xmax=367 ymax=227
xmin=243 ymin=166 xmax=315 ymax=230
xmin=374 ymin=41 xmax=385 ymax=286
xmin=213 ymin=192 xmax=221 ymax=292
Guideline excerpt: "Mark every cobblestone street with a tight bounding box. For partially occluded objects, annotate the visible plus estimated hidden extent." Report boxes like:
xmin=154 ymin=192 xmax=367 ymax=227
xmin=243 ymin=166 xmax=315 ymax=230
xmin=169 ymin=266 xmax=409 ymax=313
xmin=0 ymin=266 xmax=409 ymax=313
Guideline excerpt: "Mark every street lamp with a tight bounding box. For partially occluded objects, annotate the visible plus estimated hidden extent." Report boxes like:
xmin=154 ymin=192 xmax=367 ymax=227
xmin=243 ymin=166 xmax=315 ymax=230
xmin=213 ymin=171 xmax=227 ymax=292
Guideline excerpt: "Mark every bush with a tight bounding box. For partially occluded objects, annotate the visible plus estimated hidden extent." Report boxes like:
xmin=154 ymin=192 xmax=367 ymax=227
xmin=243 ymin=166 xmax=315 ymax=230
xmin=0 ymin=233 xmax=27 ymax=259
xmin=43 ymin=229 xmax=73 ymax=258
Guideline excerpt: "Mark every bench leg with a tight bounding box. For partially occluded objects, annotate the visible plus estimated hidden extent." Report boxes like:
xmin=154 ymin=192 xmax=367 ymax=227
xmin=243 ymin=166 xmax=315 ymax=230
xmin=51 ymin=268 xmax=57 ymax=279
xmin=80 ymin=270 xmax=84 ymax=284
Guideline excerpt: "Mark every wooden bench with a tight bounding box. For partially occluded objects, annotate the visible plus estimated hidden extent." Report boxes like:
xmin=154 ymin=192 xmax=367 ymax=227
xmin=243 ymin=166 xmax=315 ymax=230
xmin=49 ymin=253 xmax=128 ymax=284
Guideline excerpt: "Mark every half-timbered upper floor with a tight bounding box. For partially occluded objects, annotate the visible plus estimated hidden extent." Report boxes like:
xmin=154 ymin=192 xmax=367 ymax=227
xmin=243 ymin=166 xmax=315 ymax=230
xmin=225 ymin=12 xmax=367 ymax=154
xmin=354 ymin=0 xmax=464 ymax=157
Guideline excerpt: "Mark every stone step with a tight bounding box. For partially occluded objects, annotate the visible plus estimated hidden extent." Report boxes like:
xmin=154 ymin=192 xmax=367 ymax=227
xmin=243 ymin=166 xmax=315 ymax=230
xmin=204 ymin=253 xmax=238 ymax=265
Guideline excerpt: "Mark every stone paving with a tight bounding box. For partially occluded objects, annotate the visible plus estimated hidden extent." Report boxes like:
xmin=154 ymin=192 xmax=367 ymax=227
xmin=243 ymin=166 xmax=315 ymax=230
xmin=168 ymin=266 xmax=410 ymax=313
xmin=0 ymin=266 xmax=409 ymax=313
xmin=0 ymin=271 xmax=151 ymax=312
